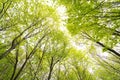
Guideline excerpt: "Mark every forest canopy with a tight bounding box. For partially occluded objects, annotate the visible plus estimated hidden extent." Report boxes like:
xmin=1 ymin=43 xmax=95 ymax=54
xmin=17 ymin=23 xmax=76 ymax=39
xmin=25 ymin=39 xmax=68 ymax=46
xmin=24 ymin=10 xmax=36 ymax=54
xmin=0 ymin=0 xmax=120 ymax=80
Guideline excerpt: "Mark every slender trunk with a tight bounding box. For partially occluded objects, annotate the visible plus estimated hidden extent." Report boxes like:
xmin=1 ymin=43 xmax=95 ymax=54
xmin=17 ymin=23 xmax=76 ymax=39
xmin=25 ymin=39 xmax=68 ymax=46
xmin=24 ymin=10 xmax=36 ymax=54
xmin=13 ymin=34 xmax=46 ymax=80
xmin=10 ymin=49 xmax=18 ymax=80
xmin=47 ymin=57 xmax=54 ymax=80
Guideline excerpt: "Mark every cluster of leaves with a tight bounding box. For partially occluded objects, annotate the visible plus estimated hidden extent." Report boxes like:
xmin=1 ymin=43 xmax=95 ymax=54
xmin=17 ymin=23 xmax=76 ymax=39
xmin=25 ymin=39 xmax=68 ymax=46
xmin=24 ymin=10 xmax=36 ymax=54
xmin=0 ymin=0 xmax=93 ymax=80
xmin=0 ymin=0 xmax=120 ymax=80
xmin=59 ymin=0 xmax=120 ymax=79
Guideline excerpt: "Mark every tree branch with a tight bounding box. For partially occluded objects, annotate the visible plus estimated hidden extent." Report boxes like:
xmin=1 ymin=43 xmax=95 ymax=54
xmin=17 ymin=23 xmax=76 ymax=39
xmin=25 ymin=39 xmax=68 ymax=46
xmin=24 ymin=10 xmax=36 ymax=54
xmin=13 ymin=34 xmax=46 ymax=80
xmin=10 ymin=48 xmax=19 ymax=80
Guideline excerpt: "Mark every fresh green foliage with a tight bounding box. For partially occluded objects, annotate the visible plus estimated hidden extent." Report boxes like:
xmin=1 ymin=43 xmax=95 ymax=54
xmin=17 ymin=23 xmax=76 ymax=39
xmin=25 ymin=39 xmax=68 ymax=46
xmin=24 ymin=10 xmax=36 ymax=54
xmin=0 ymin=0 xmax=120 ymax=80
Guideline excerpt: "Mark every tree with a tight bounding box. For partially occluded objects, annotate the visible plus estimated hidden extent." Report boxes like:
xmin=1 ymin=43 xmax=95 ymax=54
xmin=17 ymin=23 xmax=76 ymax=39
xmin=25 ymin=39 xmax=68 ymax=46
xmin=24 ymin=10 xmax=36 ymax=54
xmin=59 ymin=0 xmax=120 ymax=79
xmin=1 ymin=0 xmax=120 ymax=80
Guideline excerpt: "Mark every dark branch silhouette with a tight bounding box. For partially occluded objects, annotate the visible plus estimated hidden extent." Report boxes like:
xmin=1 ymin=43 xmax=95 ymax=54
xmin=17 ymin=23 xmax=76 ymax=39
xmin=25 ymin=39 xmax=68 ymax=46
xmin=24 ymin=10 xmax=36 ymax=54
xmin=83 ymin=32 xmax=120 ymax=57
xmin=13 ymin=34 xmax=47 ymax=80
xmin=0 ymin=18 xmax=44 ymax=60
xmin=10 ymin=48 xmax=19 ymax=80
